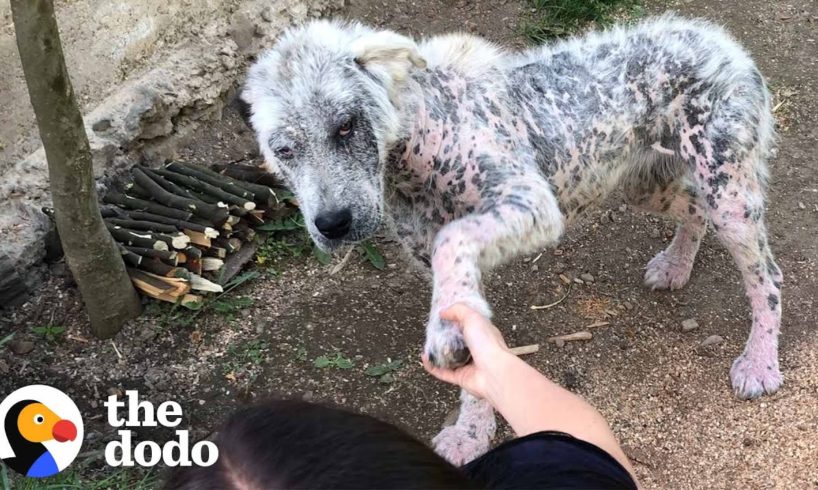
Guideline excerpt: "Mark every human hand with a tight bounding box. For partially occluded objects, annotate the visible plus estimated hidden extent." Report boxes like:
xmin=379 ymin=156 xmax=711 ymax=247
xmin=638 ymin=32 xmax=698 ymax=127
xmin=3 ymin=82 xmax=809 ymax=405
xmin=422 ymin=303 xmax=514 ymax=400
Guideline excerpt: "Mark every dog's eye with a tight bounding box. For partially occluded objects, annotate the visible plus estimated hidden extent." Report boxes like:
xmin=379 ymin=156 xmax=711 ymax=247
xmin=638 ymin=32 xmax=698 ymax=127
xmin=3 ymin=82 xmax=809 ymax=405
xmin=275 ymin=146 xmax=294 ymax=160
xmin=338 ymin=118 xmax=353 ymax=138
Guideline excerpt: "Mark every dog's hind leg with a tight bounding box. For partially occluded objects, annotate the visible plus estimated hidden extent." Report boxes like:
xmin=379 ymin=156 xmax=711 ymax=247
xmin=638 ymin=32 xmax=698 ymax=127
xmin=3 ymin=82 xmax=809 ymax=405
xmin=625 ymin=175 xmax=708 ymax=290
xmin=432 ymin=390 xmax=496 ymax=466
xmin=681 ymin=94 xmax=781 ymax=399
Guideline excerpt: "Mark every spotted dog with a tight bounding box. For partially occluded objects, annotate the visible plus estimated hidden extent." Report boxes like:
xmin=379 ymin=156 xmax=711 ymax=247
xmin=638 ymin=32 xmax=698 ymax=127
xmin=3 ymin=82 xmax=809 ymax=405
xmin=240 ymin=14 xmax=782 ymax=464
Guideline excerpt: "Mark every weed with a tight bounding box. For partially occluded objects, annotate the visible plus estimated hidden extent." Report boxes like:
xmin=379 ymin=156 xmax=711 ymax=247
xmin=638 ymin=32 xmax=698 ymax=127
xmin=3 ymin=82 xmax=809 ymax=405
xmin=31 ymin=325 xmax=65 ymax=342
xmin=314 ymin=352 xmax=354 ymax=369
xmin=223 ymin=339 xmax=270 ymax=376
xmin=522 ymin=0 xmax=642 ymax=42
xmin=211 ymin=296 xmax=254 ymax=321
xmin=365 ymin=359 xmax=404 ymax=384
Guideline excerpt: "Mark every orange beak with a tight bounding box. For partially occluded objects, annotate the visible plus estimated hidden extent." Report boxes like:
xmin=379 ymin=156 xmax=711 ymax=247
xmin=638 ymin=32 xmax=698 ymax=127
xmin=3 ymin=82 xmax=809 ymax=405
xmin=52 ymin=419 xmax=77 ymax=442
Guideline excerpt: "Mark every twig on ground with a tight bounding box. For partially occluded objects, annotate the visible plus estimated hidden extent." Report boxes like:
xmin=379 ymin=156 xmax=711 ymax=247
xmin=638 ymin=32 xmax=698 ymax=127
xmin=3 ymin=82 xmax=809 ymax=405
xmin=530 ymin=284 xmax=572 ymax=310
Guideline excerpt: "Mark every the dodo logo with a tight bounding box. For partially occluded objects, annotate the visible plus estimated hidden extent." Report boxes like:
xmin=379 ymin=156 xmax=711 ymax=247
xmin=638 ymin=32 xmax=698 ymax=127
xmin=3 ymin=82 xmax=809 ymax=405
xmin=0 ymin=385 xmax=83 ymax=478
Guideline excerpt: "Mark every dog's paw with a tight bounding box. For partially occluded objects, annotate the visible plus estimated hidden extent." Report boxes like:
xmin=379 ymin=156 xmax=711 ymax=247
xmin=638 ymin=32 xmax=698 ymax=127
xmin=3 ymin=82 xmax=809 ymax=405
xmin=730 ymin=353 xmax=782 ymax=399
xmin=644 ymin=250 xmax=693 ymax=290
xmin=424 ymin=319 xmax=471 ymax=369
xmin=432 ymin=422 xmax=493 ymax=466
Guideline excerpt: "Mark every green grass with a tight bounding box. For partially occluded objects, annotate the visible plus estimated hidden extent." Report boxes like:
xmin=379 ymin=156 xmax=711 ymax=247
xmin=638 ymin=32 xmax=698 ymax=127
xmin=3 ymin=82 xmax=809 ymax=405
xmin=1 ymin=457 xmax=160 ymax=489
xmin=522 ymin=0 xmax=643 ymax=42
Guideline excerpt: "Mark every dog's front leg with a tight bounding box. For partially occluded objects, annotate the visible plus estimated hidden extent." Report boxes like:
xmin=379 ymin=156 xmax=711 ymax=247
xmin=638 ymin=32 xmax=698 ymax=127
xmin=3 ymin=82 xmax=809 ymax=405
xmin=425 ymin=180 xmax=563 ymax=464
xmin=424 ymin=180 xmax=564 ymax=368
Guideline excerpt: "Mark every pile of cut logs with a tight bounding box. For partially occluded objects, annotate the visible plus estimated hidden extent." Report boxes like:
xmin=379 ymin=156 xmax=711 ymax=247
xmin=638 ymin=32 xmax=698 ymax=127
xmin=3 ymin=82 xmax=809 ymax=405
xmin=101 ymin=163 xmax=290 ymax=308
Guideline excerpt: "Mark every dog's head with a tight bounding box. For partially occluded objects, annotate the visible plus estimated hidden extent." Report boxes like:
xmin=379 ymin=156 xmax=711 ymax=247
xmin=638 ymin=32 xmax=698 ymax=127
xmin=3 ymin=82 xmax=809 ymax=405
xmin=240 ymin=20 xmax=426 ymax=251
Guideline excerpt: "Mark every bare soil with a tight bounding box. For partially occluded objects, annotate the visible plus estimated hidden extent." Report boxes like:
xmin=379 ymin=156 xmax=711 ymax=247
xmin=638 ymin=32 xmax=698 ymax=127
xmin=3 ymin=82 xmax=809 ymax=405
xmin=1 ymin=0 xmax=816 ymax=488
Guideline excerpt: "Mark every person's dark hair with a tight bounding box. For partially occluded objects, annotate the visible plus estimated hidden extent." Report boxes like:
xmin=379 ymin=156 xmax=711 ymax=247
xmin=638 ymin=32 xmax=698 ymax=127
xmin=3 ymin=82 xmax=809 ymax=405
xmin=165 ymin=399 xmax=477 ymax=489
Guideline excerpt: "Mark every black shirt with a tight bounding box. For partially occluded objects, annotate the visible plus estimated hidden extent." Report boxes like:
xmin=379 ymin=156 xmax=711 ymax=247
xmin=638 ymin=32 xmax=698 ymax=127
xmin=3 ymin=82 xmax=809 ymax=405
xmin=462 ymin=431 xmax=638 ymax=489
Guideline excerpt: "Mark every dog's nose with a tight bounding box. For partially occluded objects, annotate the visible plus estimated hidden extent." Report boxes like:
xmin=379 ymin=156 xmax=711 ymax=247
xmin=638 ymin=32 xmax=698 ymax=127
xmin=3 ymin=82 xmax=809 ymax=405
xmin=315 ymin=208 xmax=352 ymax=239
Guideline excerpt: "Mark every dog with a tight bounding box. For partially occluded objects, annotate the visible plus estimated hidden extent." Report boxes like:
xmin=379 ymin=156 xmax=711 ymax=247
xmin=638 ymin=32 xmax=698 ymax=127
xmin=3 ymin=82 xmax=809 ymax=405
xmin=239 ymin=14 xmax=782 ymax=464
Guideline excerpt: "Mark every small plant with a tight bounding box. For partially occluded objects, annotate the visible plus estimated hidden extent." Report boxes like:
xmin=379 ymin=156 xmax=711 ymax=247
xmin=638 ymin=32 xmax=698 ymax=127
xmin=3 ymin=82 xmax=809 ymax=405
xmin=522 ymin=0 xmax=642 ymax=43
xmin=358 ymin=241 xmax=386 ymax=270
xmin=294 ymin=345 xmax=308 ymax=361
xmin=0 ymin=332 xmax=15 ymax=349
xmin=314 ymin=352 xmax=354 ymax=369
xmin=211 ymin=296 xmax=254 ymax=321
xmin=364 ymin=359 xmax=404 ymax=384
xmin=31 ymin=325 xmax=65 ymax=342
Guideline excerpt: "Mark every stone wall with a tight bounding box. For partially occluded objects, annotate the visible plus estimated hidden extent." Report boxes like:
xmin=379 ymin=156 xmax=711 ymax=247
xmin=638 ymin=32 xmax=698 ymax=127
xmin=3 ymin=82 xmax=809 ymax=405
xmin=0 ymin=0 xmax=343 ymax=306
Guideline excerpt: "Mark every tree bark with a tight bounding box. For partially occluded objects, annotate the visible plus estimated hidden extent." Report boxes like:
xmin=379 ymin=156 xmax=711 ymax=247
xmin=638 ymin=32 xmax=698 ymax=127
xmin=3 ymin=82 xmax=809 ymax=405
xmin=11 ymin=0 xmax=141 ymax=338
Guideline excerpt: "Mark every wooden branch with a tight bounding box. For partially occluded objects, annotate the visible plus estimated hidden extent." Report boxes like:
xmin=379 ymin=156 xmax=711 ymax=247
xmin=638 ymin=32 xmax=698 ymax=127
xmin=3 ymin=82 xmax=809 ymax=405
xmin=123 ymin=247 xmax=178 ymax=265
xmin=509 ymin=344 xmax=540 ymax=356
xmin=178 ymin=163 xmax=282 ymax=208
xmin=167 ymin=162 xmax=255 ymax=200
xmin=132 ymin=167 xmax=230 ymax=226
xmin=205 ymin=246 xmax=227 ymax=259
xmin=105 ymin=218 xmax=180 ymax=235
xmin=211 ymin=163 xmax=281 ymax=188
xmin=103 ymin=192 xmax=196 ymax=222
xmin=124 ymin=211 xmax=218 ymax=238
xmin=547 ymin=331 xmax=593 ymax=343
xmin=153 ymin=168 xmax=255 ymax=211
xmin=233 ymin=222 xmax=256 ymax=242
xmin=217 ymin=235 xmax=262 ymax=285
xmin=107 ymin=224 xmax=169 ymax=250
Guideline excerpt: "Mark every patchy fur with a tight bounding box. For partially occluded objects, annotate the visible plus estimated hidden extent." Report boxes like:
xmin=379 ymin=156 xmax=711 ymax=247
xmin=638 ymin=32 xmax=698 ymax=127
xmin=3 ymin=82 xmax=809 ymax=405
xmin=242 ymin=14 xmax=782 ymax=463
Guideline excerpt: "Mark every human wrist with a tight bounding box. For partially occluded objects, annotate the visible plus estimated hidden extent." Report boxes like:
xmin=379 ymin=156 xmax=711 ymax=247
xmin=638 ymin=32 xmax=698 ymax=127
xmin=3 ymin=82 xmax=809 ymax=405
xmin=480 ymin=350 xmax=526 ymax=409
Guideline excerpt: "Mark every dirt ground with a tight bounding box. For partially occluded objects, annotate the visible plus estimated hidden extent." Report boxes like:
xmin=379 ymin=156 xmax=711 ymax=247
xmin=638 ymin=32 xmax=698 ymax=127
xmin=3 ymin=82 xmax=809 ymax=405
xmin=1 ymin=0 xmax=817 ymax=488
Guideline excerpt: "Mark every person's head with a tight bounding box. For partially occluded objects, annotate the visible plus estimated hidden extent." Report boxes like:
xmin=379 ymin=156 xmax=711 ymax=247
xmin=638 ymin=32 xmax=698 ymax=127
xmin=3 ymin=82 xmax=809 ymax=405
xmin=165 ymin=399 xmax=475 ymax=489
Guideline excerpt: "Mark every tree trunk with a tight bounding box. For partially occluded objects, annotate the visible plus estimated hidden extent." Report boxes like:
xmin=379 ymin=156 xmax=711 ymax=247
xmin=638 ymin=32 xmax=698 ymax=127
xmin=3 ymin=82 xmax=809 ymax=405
xmin=11 ymin=0 xmax=141 ymax=338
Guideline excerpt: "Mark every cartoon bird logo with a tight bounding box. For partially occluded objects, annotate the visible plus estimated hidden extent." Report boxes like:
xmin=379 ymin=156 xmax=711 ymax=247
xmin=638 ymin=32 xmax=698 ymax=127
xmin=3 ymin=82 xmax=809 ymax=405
xmin=0 ymin=385 xmax=83 ymax=479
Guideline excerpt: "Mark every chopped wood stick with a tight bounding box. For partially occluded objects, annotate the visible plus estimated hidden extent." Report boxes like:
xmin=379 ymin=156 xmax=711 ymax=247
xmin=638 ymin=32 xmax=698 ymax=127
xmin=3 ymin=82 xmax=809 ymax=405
xmin=226 ymin=215 xmax=241 ymax=226
xmin=221 ymin=222 xmax=233 ymax=234
xmin=547 ymin=331 xmax=593 ymax=343
xmin=175 ymin=252 xmax=187 ymax=264
xmin=228 ymin=205 xmax=248 ymax=217
xmin=509 ymin=344 xmax=540 ymax=356
xmin=217 ymin=236 xmax=262 ymax=285
xmin=233 ymin=222 xmax=256 ymax=242
xmin=109 ymin=224 xmax=189 ymax=250
xmin=118 ymin=245 xmax=184 ymax=277
xmin=213 ymin=237 xmax=240 ymax=254
xmin=202 ymin=257 xmax=224 ymax=271
xmin=228 ymin=238 xmax=243 ymax=252
xmin=168 ymin=162 xmax=255 ymax=201
xmin=245 ymin=210 xmax=265 ymax=226
xmin=122 ymin=247 xmax=177 ymax=262
xmin=141 ymin=167 xmax=223 ymax=207
xmin=103 ymin=192 xmax=196 ymax=221
xmin=100 ymin=206 xmax=125 ymax=218
xmin=183 ymin=230 xmax=211 ymax=248
xmin=132 ymin=167 xmax=230 ymax=225
xmin=185 ymin=162 xmax=282 ymax=206
xmin=186 ymin=256 xmax=203 ymax=275
xmin=106 ymin=218 xmax=180 ymax=234
xmin=189 ymin=273 xmax=223 ymax=293
xmin=125 ymin=211 xmax=218 ymax=238
xmin=205 ymin=246 xmax=227 ymax=259
xmin=176 ymin=294 xmax=203 ymax=309
xmin=154 ymin=167 xmax=255 ymax=210
xmin=107 ymin=224 xmax=169 ymax=250
xmin=124 ymin=182 xmax=152 ymax=199
xmin=127 ymin=268 xmax=178 ymax=297
xmin=211 ymin=163 xmax=281 ymax=187
xmin=184 ymin=246 xmax=202 ymax=259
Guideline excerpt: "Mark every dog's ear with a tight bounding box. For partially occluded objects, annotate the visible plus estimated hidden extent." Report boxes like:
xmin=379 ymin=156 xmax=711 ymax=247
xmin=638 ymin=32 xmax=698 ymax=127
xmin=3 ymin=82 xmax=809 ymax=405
xmin=235 ymin=89 xmax=253 ymax=130
xmin=351 ymin=31 xmax=426 ymax=96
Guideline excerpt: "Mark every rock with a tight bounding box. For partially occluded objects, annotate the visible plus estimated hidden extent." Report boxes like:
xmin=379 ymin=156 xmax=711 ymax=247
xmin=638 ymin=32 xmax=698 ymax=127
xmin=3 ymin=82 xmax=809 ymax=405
xmin=622 ymin=301 xmax=634 ymax=311
xmin=580 ymin=273 xmax=595 ymax=283
xmin=573 ymin=277 xmax=584 ymax=285
xmin=681 ymin=319 xmax=699 ymax=332
xmin=798 ymin=202 xmax=806 ymax=210
xmin=9 ymin=340 xmax=34 ymax=355
xmin=700 ymin=335 xmax=724 ymax=347
xmin=531 ymin=264 xmax=539 ymax=272
xmin=619 ymin=204 xmax=628 ymax=213
xmin=555 ymin=338 xmax=566 ymax=348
